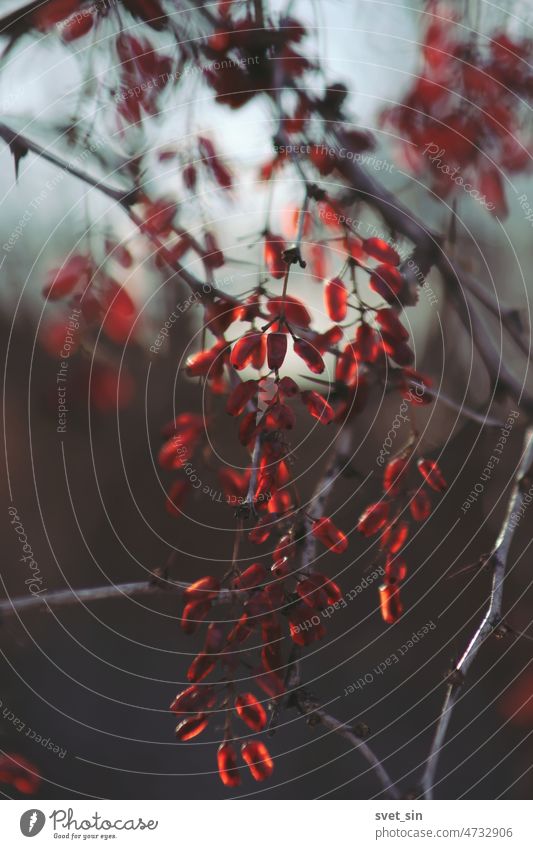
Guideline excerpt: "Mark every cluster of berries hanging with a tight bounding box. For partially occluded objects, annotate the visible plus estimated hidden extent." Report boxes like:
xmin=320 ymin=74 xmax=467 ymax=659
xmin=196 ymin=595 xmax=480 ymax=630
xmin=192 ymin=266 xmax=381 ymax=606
xmin=381 ymin=1 xmax=533 ymax=216
xmin=27 ymin=0 xmax=458 ymax=793
xmin=160 ymin=202 xmax=449 ymax=786
xmin=358 ymin=454 xmax=447 ymax=624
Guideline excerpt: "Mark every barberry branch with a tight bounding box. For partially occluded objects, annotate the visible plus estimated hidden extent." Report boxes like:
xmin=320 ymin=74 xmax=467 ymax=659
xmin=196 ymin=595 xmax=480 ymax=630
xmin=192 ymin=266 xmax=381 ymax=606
xmin=331 ymin=130 xmax=533 ymax=411
xmin=0 ymin=579 xmax=231 ymax=619
xmin=419 ymin=424 xmax=533 ymax=799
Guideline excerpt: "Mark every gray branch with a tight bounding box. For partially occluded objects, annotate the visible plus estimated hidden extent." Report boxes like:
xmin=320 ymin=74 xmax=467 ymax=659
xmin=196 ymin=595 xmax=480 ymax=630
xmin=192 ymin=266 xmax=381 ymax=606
xmin=420 ymin=425 xmax=533 ymax=799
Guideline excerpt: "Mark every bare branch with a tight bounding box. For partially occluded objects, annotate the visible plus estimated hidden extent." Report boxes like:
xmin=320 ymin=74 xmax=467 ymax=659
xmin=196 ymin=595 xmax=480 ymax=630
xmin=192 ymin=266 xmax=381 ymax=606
xmin=420 ymin=425 xmax=533 ymax=799
xmin=0 ymin=579 xmax=232 ymax=619
xmin=295 ymin=691 xmax=400 ymax=799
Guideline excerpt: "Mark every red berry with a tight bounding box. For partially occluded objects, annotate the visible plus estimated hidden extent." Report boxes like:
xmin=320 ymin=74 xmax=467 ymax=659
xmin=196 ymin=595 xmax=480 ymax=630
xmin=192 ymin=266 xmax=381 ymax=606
xmin=235 ymin=693 xmax=267 ymax=731
xmin=354 ymin=323 xmax=379 ymax=363
xmin=226 ymin=380 xmax=258 ymax=415
xmin=363 ymin=237 xmax=400 ymax=266
xmin=384 ymin=556 xmax=407 ymax=584
xmin=186 ymin=341 xmax=226 ymax=377
xmin=293 ymin=338 xmax=325 ymax=374
xmin=278 ymin=376 xmax=299 ymax=397
xmin=233 ymin=563 xmax=267 ymax=591
xmin=324 ymin=277 xmax=348 ymax=321
xmin=379 ymin=583 xmax=403 ymax=624
xmin=410 ymin=489 xmax=432 ymax=521
xmin=417 ymin=458 xmax=447 ymax=491
xmin=217 ymin=743 xmax=241 ymax=787
xmin=335 ymin=344 xmax=358 ymax=384
xmin=369 ymin=264 xmax=404 ymax=302
xmin=241 ymin=740 xmax=274 ymax=781
xmin=165 ymin=479 xmax=190 ymax=516
xmin=181 ymin=600 xmax=211 ymax=634
xmin=301 ymin=390 xmax=334 ymax=424
xmin=357 ymin=502 xmax=389 ymax=536
xmin=170 ymin=685 xmax=216 ymax=715
xmin=381 ymin=521 xmax=409 ymax=554
xmin=375 ymin=308 xmax=409 ymax=342
xmin=175 ymin=714 xmax=209 ymax=740
xmin=288 ymin=603 xmax=326 ymax=645
xmin=383 ymin=457 xmax=408 ymax=495
xmin=267 ymin=332 xmax=288 ymax=371
xmin=267 ymin=295 xmax=311 ymax=328
xmin=264 ymin=232 xmax=286 ymax=279
xmin=183 ymin=576 xmax=220 ymax=603
xmin=187 ymin=652 xmax=216 ymax=683
xmin=230 ymin=332 xmax=266 ymax=370
xmin=311 ymin=517 xmax=348 ymax=553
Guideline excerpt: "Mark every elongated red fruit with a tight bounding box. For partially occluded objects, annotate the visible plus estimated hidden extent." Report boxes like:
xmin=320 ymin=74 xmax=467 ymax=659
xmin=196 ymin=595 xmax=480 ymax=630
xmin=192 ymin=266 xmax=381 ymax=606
xmin=417 ymin=458 xmax=447 ymax=491
xmin=183 ymin=576 xmax=220 ymax=603
xmin=311 ymin=517 xmax=348 ymax=553
xmin=226 ymin=380 xmax=258 ymax=415
xmin=301 ymin=390 xmax=334 ymax=424
xmin=165 ymin=479 xmax=190 ymax=516
xmin=384 ymin=556 xmax=407 ymax=584
xmin=363 ymin=237 xmax=400 ymax=266
xmin=187 ymin=652 xmax=216 ymax=683
xmin=267 ymin=295 xmax=311 ymax=328
xmin=170 ymin=685 xmax=216 ymax=715
xmin=324 ymin=277 xmax=348 ymax=321
xmin=354 ymin=323 xmax=379 ymax=363
xmin=175 ymin=713 xmax=209 ymax=740
xmin=264 ymin=232 xmax=286 ymax=279
xmin=42 ymin=254 xmax=91 ymax=300
xmin=375 ymin=308 xmax=409 ymax=341
xmin=357 ymin=502 xmax=389 ymax=536
xmin=336 ymin=344 xmax=358 ymax=384
xmin=233 ymin=563 xmax=267 ymax=591
xmin=230 ymin=332 xmax=265 ymax=370
xmin=410 ymin=489 xmax=432 ymax=521
xmin=381 ymin=521 xmax=409 ymax=554
xmin=249 ymin=516 xmax=271 ymax=544
xmin=235 ymin=693 xmax=267 ymax=731
xmin=181 ymin=600 xmax=211 ymax=634
xmin=296 ymin=574 xmax=340 ymax=610
xmin=289 ymin=603 xmax=326 ymax=645
xmin=369 ymin=264 xmax=404 ymax=302
xmin=241 ymin=740 xmax=274 ymax=781
xmin=278 ymin=376 xmax=299 ymax=397
xmin=379 ymin=583 xmax=403 ymax=624
xmin=186 ymin=341 xmax=226 ymax=377
xmin=267 ymin=332 xmax=288 ymax=371
xmin=383 ymin=457 xmax=408 ymax=495
xmin=217 ymin=743 xmax=241 ymax=787
xmin=293 ymin=338 xmax=325 ymax=374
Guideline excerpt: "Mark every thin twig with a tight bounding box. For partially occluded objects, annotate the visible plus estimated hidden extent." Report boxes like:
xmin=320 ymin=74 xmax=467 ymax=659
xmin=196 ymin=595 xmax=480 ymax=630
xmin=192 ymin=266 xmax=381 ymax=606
xmin=420 ymin=425 xmax=533 ymax=799
xmin=295 ymin=692 xmax=400 ymax=799
xmin=0 ymin=579 xmax=232 ymax=619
